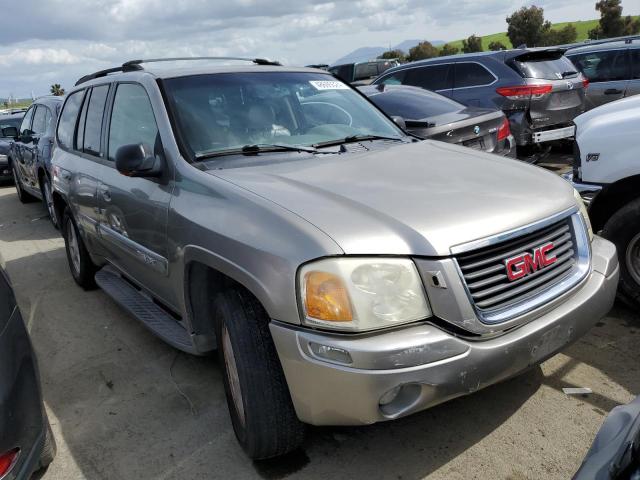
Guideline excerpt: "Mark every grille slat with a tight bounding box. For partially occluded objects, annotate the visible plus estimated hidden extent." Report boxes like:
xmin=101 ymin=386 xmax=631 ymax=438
xmin=456 ymin=217 xmax=579 ymax=316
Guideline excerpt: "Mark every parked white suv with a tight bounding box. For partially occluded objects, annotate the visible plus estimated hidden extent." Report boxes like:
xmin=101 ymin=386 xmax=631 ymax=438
xmin=569 ymin=94 xmax=640 ymax=306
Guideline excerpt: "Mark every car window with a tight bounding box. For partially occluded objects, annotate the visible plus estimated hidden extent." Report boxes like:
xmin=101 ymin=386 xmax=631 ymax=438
xmin=354 ymin=63 xmax=378 ymax=81
xmin=44 ymin=107 xmax=53 ymax=135
xmin=403 ymin=64 xmax=453 ymax=91
xmin=82 ymin=85 xmax=109 ymax=156
xmin=454 ymin=62 xmax=495 ymax=88
xmin=330 ymin=64 xmax=354 ymax=83
xmin=31 ymin=106 xmax=48 ymax=135
xmin=366 ymin=87 xmax=463 ymax=120
xmin=0 ymin=117 xmax=22 ymax=134
xmin=57 ymin=90 xmax=85 ymax=150
xmin=568 ymin=50 xmax=629 ymax=82
xmin=630 ymin=49 xmax=640 ymax=80
xmin=108 ymin=83 xmax=159 ymax=161
xmin=19 ymin=107 xmax=35 ymax=136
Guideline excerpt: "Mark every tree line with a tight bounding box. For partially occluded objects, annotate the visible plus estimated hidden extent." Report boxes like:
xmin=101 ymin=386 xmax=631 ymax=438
xmin=378 ymin=0 xmax=640 ymax=62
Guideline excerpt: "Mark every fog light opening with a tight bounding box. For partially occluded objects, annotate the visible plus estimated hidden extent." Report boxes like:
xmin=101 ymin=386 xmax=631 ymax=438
xmin=379 ymin=383 xmax=423 ymax=417
xmin=309 ymin=342 xmax=353 ymax=365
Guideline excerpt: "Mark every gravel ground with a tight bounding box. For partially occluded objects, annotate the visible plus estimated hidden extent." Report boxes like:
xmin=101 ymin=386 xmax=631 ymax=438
xmin=0 ymin=185 xmax=636 ymax=480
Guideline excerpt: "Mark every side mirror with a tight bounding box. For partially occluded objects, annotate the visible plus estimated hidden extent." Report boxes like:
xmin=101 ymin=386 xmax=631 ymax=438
xmin=115 ymin=143 xmax=162 ymax=177
xmin=391 ymin=116 xmax=407 ymax=131
xmin=1 ymin=126 xmax=18 ymax=139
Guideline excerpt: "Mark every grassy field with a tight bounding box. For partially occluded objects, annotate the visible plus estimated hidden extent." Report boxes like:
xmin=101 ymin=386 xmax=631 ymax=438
xmin=442 ymin=17 xmax=638 ymax=51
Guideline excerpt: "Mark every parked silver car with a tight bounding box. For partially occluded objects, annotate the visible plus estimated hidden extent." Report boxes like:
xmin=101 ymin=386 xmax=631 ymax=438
xmin=51 ymin=58 xmax=618 ymax=459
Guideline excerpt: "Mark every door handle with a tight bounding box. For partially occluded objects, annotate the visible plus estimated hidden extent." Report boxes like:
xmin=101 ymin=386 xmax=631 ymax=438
xmin=604 ymin=88 xmax=623 ymax=95
xmin=99 ymin=185 xmax=111 ymax=202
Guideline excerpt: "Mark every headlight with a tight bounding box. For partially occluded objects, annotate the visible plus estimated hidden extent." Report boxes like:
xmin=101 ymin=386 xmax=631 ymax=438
xmin=299 ymin=257 xmax=431 ymax=332
xmin=0 ymin=154 xmax=7 ymax=163
xmin=574 ymin=188 xmax=593 ymax=241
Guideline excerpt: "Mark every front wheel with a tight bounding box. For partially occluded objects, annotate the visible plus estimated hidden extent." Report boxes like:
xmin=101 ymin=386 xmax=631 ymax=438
xmin=214 ymin=289 xmax=304 ymax=459
xmin=62 ymin=208 xmax=97 ymax=290
xmin=602 ymin=198 xmax=640 ymax=307
xmin=12 ymin=165 xmax=37 ymax=203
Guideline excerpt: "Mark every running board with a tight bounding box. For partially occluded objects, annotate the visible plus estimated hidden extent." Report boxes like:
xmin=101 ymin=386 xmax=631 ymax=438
xmin=95 ymin=266 xmax=197 ymax=354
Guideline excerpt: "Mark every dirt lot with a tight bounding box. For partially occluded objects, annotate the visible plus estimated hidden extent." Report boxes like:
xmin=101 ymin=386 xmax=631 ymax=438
xmin=0 ymin=185 xmax=637 ymax=480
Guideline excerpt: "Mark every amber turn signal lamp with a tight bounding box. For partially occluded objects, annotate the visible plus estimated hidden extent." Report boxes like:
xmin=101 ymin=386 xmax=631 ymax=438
xmin=304 ymin=271 xmax=353 ymax=322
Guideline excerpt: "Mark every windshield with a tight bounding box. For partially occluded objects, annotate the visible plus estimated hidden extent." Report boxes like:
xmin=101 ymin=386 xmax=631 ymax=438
xmin=163 ymin=72 xmax=404 ymax=160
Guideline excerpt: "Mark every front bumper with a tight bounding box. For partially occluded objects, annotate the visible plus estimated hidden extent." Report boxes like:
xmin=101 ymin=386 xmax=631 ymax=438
xmin=271 ymin=236 xmax=618 ymax=426
xmin=0 ymin=155 xmax=11 ymax=178
xmin=562 ymin=171 xmax=603 ymax=207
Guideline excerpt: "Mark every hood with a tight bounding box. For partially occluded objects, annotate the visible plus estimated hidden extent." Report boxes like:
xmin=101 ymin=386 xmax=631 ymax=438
xmin=208 ymin=141 xmax=576 ymax=256
xmin=575 ymin=94 xmax=640 ymax=132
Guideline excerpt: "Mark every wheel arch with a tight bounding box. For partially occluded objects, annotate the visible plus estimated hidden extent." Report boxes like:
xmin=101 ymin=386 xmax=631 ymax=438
xmin=182 ymin=246 xmax=280 ymax=353
xmin=589 ymin=175 xmax=640 ymax=232
xmin=51 ymin=190 xmax=68 ymax=228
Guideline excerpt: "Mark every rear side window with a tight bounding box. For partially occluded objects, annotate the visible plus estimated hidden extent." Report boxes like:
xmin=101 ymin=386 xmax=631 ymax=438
xmin=454 ymin=63 xmax=495 ymax=88
xmin=19 ymin=107 xmax=34 ymax=136
xmin=569 ymin=49 xmax=630 ymax=82
xmin=31 ymin=106 xmax=48 ymax=135
xmin=404 ymin=64 xmax=453 ymax=91
xmin=81 ymin=85 xmax=109 ymax=156
xmin=108 ymin=83 xmax=159 ymax=161
xmin=57 ymin=90 xmax=85 ymax=149
xmin=514 ymin=55 xmax=578 ymax=80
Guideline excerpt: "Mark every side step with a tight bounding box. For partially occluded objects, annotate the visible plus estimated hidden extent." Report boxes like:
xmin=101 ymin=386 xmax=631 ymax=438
xmin=95 ymin=266 xmax=197 ymax=354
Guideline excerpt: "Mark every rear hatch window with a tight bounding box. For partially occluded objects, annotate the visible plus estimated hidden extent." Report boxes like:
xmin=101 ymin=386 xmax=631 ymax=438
xmin=512 ymin=51 xmax=579 ymax=80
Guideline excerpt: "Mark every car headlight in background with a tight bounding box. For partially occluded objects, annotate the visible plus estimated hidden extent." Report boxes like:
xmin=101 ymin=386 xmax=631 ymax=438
xmin=0 ymin=154 xmax=7 ymax=164
xmin=574 ymin=188 xmax=594 ymax=241
xmin=299 ymin=257 xmax=431 ymax=332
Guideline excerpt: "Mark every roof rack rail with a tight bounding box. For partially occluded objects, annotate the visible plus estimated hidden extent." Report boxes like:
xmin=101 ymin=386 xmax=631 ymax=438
xmin=75 ymin=57 xmax=281 ymax=86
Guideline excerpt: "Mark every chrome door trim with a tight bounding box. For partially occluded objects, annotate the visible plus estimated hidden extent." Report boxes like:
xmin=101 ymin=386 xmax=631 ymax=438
xmin=98 ymin=224 xmax=168 ymax=275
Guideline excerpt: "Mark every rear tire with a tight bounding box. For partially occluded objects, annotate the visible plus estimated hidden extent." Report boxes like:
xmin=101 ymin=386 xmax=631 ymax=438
xmin=602 ymin=198 xmax=640 ymax=308
xmin=12 ymin=165 xmax=37 ymax=203
xmin=214 ymin=289 xmax=304 ymax=459
xmin=41 ymin=175 xmax=59 ymax=229
xmin=38 ymin=419 xmax=57 ymax=470
xmin=62 ymin=208 xmax=97 ymax=290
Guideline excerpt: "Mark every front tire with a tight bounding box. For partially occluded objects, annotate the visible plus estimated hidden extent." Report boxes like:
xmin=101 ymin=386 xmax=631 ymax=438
xmin=214 ymin=289 xmax=304 ymax=459
xmin=602 ymin=198 xmax=640 ymax=307
xmin=12 ymin=165 xmax=37 ymax=203
xmin=62 ymin=208 xmax=97 ymax=290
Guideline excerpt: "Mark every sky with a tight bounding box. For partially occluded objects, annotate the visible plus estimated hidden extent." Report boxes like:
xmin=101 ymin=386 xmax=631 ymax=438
xmin=1 ymin=0 xmax=639 ymax=98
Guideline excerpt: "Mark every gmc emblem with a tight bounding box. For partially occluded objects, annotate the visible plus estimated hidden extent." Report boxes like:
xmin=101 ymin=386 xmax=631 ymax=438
xmin=504 ymin=243 xmax=557 ymax=282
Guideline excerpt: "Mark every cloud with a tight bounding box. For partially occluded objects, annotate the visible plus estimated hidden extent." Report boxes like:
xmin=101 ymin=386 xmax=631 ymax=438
xmin=1 ymin=0 xmax=638 ymax=97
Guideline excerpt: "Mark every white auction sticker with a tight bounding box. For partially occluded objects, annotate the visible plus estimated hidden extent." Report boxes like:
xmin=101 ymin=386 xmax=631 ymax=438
xmin=309 ymin=80 xmax=349 ymax=90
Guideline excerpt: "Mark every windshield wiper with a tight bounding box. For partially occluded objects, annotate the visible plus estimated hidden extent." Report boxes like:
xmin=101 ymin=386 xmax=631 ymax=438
xmin=195 ymin=143 xmax=331 ymax=161
xmin=561 ymin=70 xmax=578 ymax=78
xmin=312 ymin=134 xmax=405 ymax=148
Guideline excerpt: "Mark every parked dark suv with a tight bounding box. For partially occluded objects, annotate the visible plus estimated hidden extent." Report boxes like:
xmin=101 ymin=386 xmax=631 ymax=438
xmin=8 ymin=96 xmax=63 ymax=227
xmin=372 ymin=48 xmax=588 ymax=158
xmin=566 ymin=39 xmax=640 ymax=110
xmin=0 ymin=113 xmax=24 ymax=181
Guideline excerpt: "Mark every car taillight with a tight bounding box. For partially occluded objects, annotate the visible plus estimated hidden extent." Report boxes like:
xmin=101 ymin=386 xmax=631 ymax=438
xmin=0 ymin=448 xmax=19 ymax=477
xmin=497 ymin=117 xmax=511 ymax=141
xmin=496 ymin=84 xmax=553 ymax=100
xmin=582 ymin=78 xmax=589 ymax=89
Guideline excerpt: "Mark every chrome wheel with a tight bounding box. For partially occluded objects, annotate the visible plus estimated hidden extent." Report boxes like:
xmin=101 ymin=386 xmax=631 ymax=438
xmin=627 ymin=232 xmax=640 ymax=286
xmin=222 ymin=324 xmax=245 ymax=427
xmin=43 ymin=181 xmax=57 ymax=226
xmin=66 ymin=220 xmax=81 ymax=275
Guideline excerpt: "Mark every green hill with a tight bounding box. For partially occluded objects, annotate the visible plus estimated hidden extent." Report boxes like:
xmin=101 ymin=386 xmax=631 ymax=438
xmin=443 ymin=17 xmax=638 ymax=51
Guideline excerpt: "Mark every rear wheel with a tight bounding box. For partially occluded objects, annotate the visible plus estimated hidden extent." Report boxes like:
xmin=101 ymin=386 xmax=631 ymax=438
xmin=214 ymin=289 xmax=304 ymax=459
xmin=37 ymin=419 xmax=57 ymax=470
xmin=41 ymin=176 xmax=59 ymax=229
xmin=12 ymin=165 xmax=37 ymax=203
xmin=602 ymin=198 xmax=640 ymax=307
xmin=62 ymin=208 xmax=97 ymax=289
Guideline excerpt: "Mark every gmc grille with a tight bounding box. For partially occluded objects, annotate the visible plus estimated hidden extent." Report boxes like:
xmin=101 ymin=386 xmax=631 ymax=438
xmin=456 ymin=217 xmax=578 ymax=314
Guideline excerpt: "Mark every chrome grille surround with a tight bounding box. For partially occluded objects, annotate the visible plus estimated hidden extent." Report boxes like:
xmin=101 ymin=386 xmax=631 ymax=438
xmin=451 ymin=207 xmax=591 ymax=325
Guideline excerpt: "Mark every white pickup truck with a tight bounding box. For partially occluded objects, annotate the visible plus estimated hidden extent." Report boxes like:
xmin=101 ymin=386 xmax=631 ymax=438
xmin=569 ymin=94 xmax=640 ymax=307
